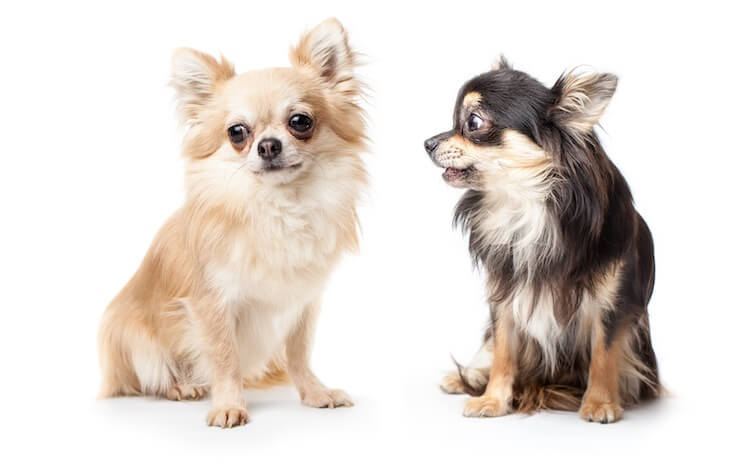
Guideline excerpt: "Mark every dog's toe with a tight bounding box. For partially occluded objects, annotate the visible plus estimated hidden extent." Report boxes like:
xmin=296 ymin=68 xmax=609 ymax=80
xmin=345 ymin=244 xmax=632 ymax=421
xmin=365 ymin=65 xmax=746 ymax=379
xmin=301 ymin=388 xmax=353 ymax=408
xmin=206 ymin=406 xmax=249 ymax=428
xmin=463 ymin=395 xmax=511 ymax=418
xmin=579 ymin=399 xmax=623 ymax=424
xmin=167 ymin=384 xmax=209 ymax=401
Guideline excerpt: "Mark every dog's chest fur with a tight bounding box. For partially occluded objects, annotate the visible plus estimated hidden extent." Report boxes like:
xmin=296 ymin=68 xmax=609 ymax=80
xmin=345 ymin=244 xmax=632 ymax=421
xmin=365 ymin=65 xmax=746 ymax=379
xmin=208 ymin=190 xmax=349 ymax=307
xmin=193 ymin=171 xmax=361 ymax=377
xmin=460 ymin=189 xmax=579 ymax=365
xmin=466 ymin=191 xmax=624 ymax=373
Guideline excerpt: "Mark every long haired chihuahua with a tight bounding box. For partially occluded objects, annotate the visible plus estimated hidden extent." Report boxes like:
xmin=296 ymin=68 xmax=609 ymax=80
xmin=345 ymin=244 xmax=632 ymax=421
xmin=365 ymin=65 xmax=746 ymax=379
xmin=425 ymin=57 xmax=660 ymax=423
xmin=98 ymin=18 xmax=366 ymax=428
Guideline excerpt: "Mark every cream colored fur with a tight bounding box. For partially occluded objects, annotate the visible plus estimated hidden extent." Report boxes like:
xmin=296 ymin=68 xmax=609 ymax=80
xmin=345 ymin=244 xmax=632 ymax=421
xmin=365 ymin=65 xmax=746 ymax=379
xmin=98 ymin=18 xmax=366 ymax=428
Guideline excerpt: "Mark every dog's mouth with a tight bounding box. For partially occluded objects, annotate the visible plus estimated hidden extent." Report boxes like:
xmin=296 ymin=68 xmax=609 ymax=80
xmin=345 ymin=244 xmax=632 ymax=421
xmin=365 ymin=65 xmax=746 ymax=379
xmin=260 ymin=162 xmax=302 ymax=173
xmin=442 ymin=166 xmax=476 ymax=187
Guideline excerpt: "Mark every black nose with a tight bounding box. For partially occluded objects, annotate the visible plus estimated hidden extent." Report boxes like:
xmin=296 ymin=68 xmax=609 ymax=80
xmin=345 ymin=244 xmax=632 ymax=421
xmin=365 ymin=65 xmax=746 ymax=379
xmin=258 ymin=138 xmax=282 ymax=160
xmin=424 ymin=137 xmax=439 ymax=153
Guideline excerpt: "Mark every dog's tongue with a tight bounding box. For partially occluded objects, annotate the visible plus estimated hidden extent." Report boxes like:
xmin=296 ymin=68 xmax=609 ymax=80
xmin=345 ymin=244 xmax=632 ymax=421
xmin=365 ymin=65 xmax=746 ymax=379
xmin=443 ymin=167 xmax=463 ymax=181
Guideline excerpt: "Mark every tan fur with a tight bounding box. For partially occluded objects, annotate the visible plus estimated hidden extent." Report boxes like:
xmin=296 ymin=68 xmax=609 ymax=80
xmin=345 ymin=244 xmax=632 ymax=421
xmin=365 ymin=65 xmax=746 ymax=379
xmin=553 ymin=71 xmax=618 ymax=136
xmin=243 ymin=358 xmax=289 ymax=389
xmin=579 ymin=322 xmax=624 ymax=423
xmin=514 ymin=384 xmax=583 ymax=413
xmin=440 ymin=373 xmax=466 ymax=394
xmin=463 ymin=311 xmax=515 ymax=417
xmin=462 ymin=91 xmax=482 ymax=108
xmin=440 ymin=338 xmax=491 ymax=395
xmin=432 ymin=129 xmax=555 ymax=194
xmin=98 ymin=18 xmax=366 ymax=428
xmin=434 ymin=69 xmax=656 ymax=422
xmin=508 ymin=262 xmax=654 ymax=418
xmin=452 ymin=260 xmax=656 ymax=421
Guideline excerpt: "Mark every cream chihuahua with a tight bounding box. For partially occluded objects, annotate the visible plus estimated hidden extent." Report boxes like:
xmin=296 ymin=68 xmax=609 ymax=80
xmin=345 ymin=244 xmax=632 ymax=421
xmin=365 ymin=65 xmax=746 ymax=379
xmin=98 ymin=18 xmax=367 ymax=428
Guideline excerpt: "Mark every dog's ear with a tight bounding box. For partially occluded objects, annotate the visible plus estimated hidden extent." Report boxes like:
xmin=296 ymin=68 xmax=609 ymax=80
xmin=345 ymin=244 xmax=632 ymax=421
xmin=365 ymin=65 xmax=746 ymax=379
xmin=491 ymin=55 xmax=512 ymax=71
xmin=170 ymin=48 xmax=235 ymax=124
xmin=290 ymin=18 xmax=356 ymax=86
xmin=549 ymin=71 xmax=618 ymax=135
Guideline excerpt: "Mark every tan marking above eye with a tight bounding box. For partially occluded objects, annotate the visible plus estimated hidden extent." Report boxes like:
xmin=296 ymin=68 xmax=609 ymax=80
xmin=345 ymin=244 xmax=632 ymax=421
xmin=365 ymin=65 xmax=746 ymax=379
xmin=463 ymin=92 xmax=482 ymax=108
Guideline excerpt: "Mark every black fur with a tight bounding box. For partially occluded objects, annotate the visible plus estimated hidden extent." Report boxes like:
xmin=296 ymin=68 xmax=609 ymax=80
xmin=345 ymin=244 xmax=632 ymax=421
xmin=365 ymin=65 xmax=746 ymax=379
xmin=432 ymin=59 xmax=660 ymax=408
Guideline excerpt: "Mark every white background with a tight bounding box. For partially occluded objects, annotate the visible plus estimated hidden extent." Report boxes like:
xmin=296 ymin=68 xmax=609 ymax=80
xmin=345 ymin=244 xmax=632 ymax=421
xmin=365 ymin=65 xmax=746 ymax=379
xmin=2 ymin=1 xmax=748 ymax=463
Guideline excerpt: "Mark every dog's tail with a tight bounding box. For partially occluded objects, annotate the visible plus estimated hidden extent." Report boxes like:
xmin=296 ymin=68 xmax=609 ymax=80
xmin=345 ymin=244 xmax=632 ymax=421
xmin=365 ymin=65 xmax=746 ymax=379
xmin=455 ymin=362 xmax=584 ymax=411
xmin=243 ymin=357 xmax=289 ymax=389
xmin=513 ymin=383 xmax=584 ymax=412
xmin=451 ymin=335 xmax=585 ymax=411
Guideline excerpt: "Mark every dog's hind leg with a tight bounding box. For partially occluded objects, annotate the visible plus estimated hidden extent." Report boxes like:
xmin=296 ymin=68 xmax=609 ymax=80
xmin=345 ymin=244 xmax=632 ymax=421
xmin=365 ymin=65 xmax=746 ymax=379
xmin=441 ymin=336 xmax=492 ymax=395
xmin=98 ymin=308 xmax=143 ymax=398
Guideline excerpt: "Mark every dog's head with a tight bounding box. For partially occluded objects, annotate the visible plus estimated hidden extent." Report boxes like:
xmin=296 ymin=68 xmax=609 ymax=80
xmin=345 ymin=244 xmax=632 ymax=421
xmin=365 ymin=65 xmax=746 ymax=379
xmin=171 ymin=18 xmax=365 ymax=192
xmin=424 ymin=57 xmax=617 ymax=196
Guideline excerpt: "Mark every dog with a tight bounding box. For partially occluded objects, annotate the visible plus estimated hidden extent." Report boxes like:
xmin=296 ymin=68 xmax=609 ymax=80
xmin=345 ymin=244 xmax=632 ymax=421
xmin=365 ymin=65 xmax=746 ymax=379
xmin=424 ymin=57 xmax=660 ymax=423
xmin=98 ymin=18 xmax=367 ymax=428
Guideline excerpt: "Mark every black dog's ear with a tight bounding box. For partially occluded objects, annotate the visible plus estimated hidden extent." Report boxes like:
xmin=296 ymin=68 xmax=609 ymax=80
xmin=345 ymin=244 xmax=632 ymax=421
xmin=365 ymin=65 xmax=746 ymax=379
xmin=549 ymin=70 xmax=618 ymax=136
xmin=491 ymin=55 xmax=512 ymax=71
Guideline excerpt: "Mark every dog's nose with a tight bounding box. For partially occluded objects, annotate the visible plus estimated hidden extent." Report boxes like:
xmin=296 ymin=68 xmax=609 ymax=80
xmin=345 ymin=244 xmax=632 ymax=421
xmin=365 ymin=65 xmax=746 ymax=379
xmin=424 ymin=137 xmax=439 ymax=153
xmin=258 ymin=138 xmax=282 ymax=160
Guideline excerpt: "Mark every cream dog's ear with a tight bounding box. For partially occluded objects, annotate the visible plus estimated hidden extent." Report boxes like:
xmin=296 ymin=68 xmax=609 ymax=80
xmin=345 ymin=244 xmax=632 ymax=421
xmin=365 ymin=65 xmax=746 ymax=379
xmin=170 ymin=48 xmax=235 ymax=124
xmin=290 ymin=18 xmax=355 ymax=87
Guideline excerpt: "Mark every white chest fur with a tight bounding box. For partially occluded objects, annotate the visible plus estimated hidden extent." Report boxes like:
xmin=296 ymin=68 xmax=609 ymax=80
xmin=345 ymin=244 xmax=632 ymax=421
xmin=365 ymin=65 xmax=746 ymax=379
xmin=508 ymin=275 xmax=617 ymax=375
xmin=510 ymin=286 xmax=562 ymax=363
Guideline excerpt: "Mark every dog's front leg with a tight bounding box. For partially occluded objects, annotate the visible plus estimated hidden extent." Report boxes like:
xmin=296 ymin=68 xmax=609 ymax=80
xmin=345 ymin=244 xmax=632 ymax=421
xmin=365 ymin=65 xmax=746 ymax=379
xmin=580 ymin=321 xmax=624 ymax=423
xmin=463 ymin=308 xmax=515 ymax=417
xmin=286 ymin=300 xmax=353 ymax=409
xmin=190 ymin=292 xmax=247 ymax=428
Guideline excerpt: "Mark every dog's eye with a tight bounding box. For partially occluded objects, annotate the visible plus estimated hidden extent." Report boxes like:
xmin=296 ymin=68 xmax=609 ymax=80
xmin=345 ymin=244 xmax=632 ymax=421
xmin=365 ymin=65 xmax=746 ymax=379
xmin=227 ymin=124 xmax=250 ymax=148
xmin=467 ymin=114 xmax=485 ymax=132
xmin=288 ymin=114 xmax=314 ymax=138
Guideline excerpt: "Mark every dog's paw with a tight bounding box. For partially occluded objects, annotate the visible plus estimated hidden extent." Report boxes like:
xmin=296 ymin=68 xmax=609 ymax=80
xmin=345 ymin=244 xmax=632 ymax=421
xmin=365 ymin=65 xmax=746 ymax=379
xmin=463 ymin=395 xmax=511 ymax=418
xmin=167 ymin=384 xmax=208 ymax=401
xmin=440 ymin=367 xmax=488 ymax=395
xmin=206 ymin=406 xmax=249 ymax=428
xmin=301 ymin=388 xmax=353 ymax=409
xmin=579 ymin=399 xmax=623 ymax=424
xmin=440 ymin=373 xmax=466 ymax=394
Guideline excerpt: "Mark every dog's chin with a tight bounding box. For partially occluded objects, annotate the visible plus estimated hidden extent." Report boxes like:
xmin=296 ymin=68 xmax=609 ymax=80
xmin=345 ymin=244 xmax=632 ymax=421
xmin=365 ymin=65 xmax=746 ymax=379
xmin=442 ymin=166 xmax=476 ymax=188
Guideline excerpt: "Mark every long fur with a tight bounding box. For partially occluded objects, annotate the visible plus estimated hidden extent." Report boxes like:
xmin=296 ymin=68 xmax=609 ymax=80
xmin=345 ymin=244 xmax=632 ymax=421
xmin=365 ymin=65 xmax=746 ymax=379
xmin=428 ymin=58 xmax=659 ymax=421
xmin=98 ymin=18 xmax=366 ymax=427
